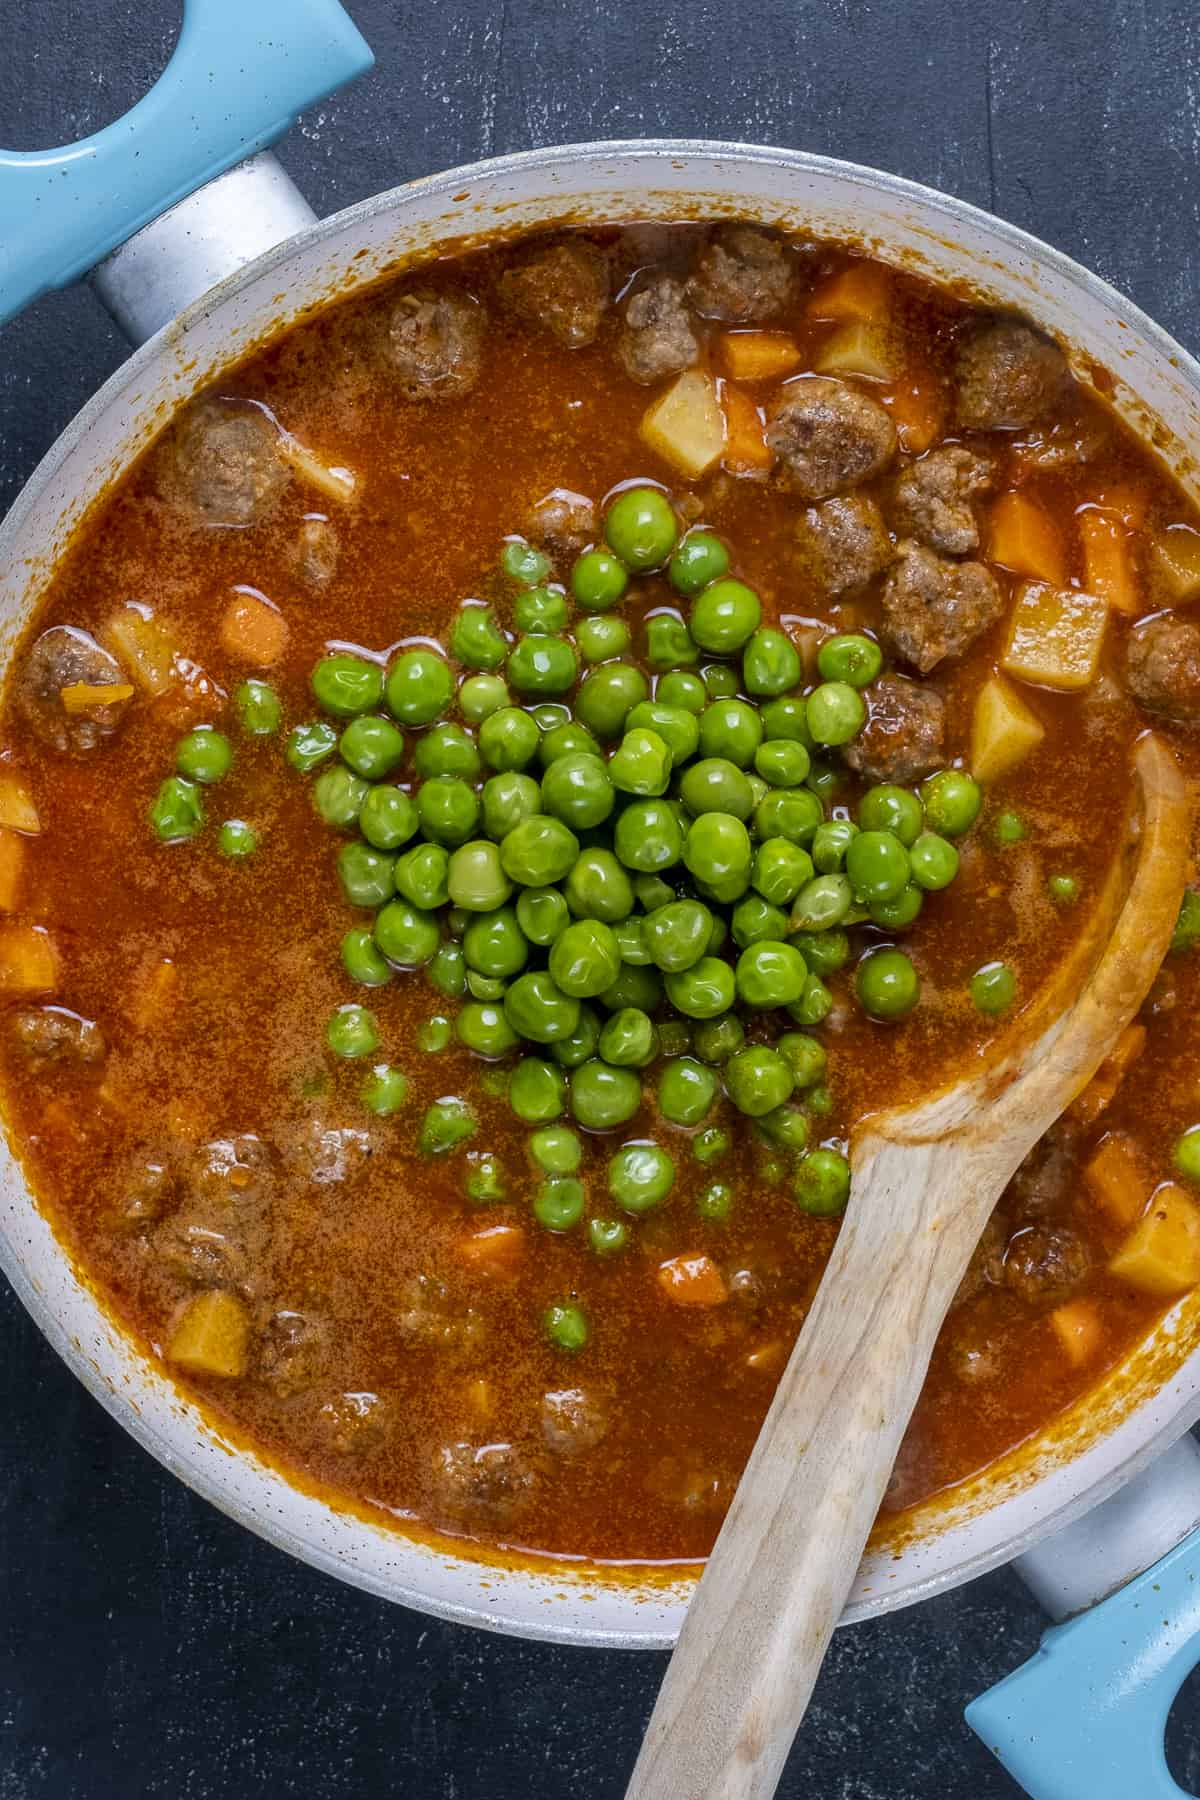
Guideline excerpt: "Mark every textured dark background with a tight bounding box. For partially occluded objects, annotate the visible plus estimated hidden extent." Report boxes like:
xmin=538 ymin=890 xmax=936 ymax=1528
xmin=2 ymin=2 xmax=1200 ymax=1795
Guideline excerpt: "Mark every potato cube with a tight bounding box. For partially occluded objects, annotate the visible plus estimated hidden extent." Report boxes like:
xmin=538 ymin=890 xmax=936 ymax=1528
xmin=1001 ymin=581 xmax=1108 ymax=691
xmin=0 ymin=924 xmax=58 ymax=995
xmin=813 ymin=320 xmax=903 ymax=382
xmin=167 ymin=1289 xmax=251 ymax=1378
xmin=102 ymin=605 xmax=177 ymax=697
xmin=1152 ymin=525 xmax=1200 ymax=604
xmin=970 ymin=675 xmax=1045 ymax=783
xmin=640 ymin=371 xmax=726 ymax=478
xmin=988 ymin=491 xmax=1067 ymax=585
xmin=0 ymin=774 xmax=40 ymax=835
xmin=718 ymin=331 xmax=802 ymax=382
xmin=1109 ymin=1184 xmax=1200 ymax=1297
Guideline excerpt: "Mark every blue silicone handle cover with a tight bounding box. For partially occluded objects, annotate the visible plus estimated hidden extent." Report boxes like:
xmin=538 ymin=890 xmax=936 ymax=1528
xmin=967 ymin=1526 xmax=1200 ymax=1799
xmin=0 ymin=0 xmax=373 ymax=325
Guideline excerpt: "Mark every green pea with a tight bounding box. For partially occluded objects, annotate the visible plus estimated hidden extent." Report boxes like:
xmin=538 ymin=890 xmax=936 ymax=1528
xmin=217 ymin=818 xmax=258 ymax=860
xmin=374 ymin=897 xmax=441 ymax=967
xmin=724 ymin=1046 xmax=794 ymax=1117
xmin=752 ymin=838 xmax=814 ymax=906
xmin=608 ymin=1141 xmax=675 ymax=1212
xmin=645 ymin=900 xmax=712 ymax=973
xmin=698 ymin=699 xmax=762 ymax=769
xmin=385 ymin=649 xmax=453 ymax=726
xmin=731 ymin=894 xmax=788 ymax=947
xmin=754 ymin=788 xmax=823 ymax=846
xmin=743 ymin=628 xmax=802 ymax=698
xmin=736 ymin=940 xmax=809 ymax=1008
xmin=692 ymin=1014 xmax=745 ymax=1063
xmin=565 ymin=848 xmax=635 ymax=922
xmin=970 ymin=960 xmax=1017 ymax=1015
xmin=791 ymin=974 xmax=833 ymax=1026
xmin=605 ymin=486 xmax=678 ymax=568
xmin=361 ymin=1063 xmax=409 ymax=1117
xmin=1049 ymin=874 xmax=1080 ymax=907
xmin=337 ymin=716 xmax=403 ymax=782
xmin=857 ymin=785 xmax=922 ymax=847
xmin=150 ymin=774 xmax=204 ymax=843
xmin=856 ymin=948 xmax=920 ymax=1020
xmin=552 ymin=1006 xmax=602 ymax=1068
xmin=571 ymin=549 xmax=628 ymax=612
xmin=417 ymin=777 xmax=479 ymax=846
xmin=458 ymin=673 xmax=510 ymax=725
xmin=587 ymin=1217 xmax=629 ymax=1256
xmin=626 ymin=701 xmax=700 ymax=765
xmin=657 ymin=1057 xmax=718 ymax=1125
xmin=312 ymin=653 xmax=385 ymax=718
xmin=313 ymin=765 xmax=368 ymax=830
xmin=754 ymin=739 xmax=810 ymax=789
xmin=550 ymin=919 xmax=623 ymax=998
xmin=609 ymin=798 xmax=683 ymax=879
xmin=517 ymin=886 xmax=570 ymax=947
xmin=427 ymin=941 xmax=468 ymax=999
xmin=502 ymin=537 xmax=553 ymax=587
xmin=509 ymin=1055 xmax=569 ymax=1121
xmin=413 ymin=722 xmax=479 ymax=782
xmin=793 ymin=1147 xmax=851 ymax=1216
xmin=340 ymin=926 xmax=393 ymax=987
xmin=693 ymin=1126 xmax=731 ymax=1165
xmin=543 ymin=1300 xmax=589 ymax=1351
xmin=444 ymin=839 xmax=510 ymax=912
xmin=451 ymin=603 xmax=508 ymax=671
xmin=514 ymin=584 xmax=570 ymax=636
xmin=656 ymin=670 xmax=708 ymax=714
xmin=846 ymin=830 xmax=911 ymax=903
xmin=991 ymin=809 xmax=1027 ymax=849
xmin=921 ymin=769 xmax=982 ymax=838
xmin=793 ymin=928 xmax=850 ymax=977
xmin=634 ymin=874 xmax=675 ymax=912
xmin=394 ymin=842 xmax=451 ymax=910
xmin=690 ymin=578 xmax=762 ymax=653
xmin=418 ymin=1015 xmax=453 ymax=1053
xmin=761 ymin=694 xmax=813 ymax=746
xmin=778 ymin=1031 xmax=827 ymax=1088
xmin=609 ymin=728 xmax=673 ymax=797
xmin=338 ymin=841 xmax=396 ymax=909
xmin=504 ymin=973 xmax=581 ymax=1045
xmin=359 ymin=784 xmax=419 ymax=850
xmin=541 ymin=753 xmax=615 ymax=830
xmin=806 ymin=681 xmax=866 ymax=746
xmin=419 ymin=1096 xmax=477 ymax=1155
xmin=507 ymin=635 xmax=579 ymax=697
xmin=657 ymin=1018 xmax=691 ymax=1056
xmin=669 ymin=529 xmax=730 ymax=596
xmin=684 ymin=812 xmax=752 ymax=896
xmin=325 ymin=1003 xmax=380 ymax=1060
xmin=479 ymin=771 xmax=539 ymax=840
xmin=599 ymin=1007 xmax=659 ymax=1068
xmin=696 ymin=1180 xmax=733 ymax=1222
xmin=540 ymin=722 xmax=602 ymax=767
xmin=870 ymin=884 xmax=923 ymax=929
xmin=286 ymin=720 xmax=338 ymax=772
xmin=176 ymin=726 xmax=233 ymax=786
xmin=679 ymin=758 xmax=754 ymax=820
xmin=501 ymin=815 xmax=579 ymax=886
xmin=236 ymin=679 xmax=281 ymax=737
xmin=1172 ymin=891 xmax=1200 ymax=954
xmin=576 ymin=614 xmax=632 ymax=662
xmin=909 ymin=832 xmax=959 ymax=891
xmin=644 ymin=613 xmax=700 ymax=670
xmin=811 ymin=819 xmax=857 ymax=873
xmin=463 ymin=906 xmax=528 ymax=979
xmin=757 ymin=1104 xmax=810 ymax=1151
xmin=456 ymin=1001 xmax=520 ymax=1058
xmin=447 ymin=907 xmax=470 ymax=939
xmin=533 ymin=1176 xmax=585 ymax=1232
xmin=479 ymin=706 xmax=540 ymax=772
xmin=816 ymin=633 xmax=883 ymax=688
xmin=569 ymin=1060 xmax=643 ymax=1129
xmin=705 ymin=665 xmax=740 ymax=699
xmin=467 ymin=971 xmax=507 ymax=1001
xmin=530 ymin=1124 xmax=583 ymax=1175
xmin=664 ymin=956 xmax=736 ymax=1019
xmin=464 ymin=1151 xmax=507 ymax=1203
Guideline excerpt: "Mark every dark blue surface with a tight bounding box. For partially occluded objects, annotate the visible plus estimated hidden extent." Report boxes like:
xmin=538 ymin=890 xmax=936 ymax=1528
xmin=2 ymin=3 xmax=1199 ymax=1794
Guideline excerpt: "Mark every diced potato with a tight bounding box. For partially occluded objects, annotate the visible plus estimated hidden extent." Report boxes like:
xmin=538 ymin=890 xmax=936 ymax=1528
xmin=1092 ymin=481 xmax=1149 ymax=530
xmin=0 ymin=832 xmax=25 ymax=913
xmin=806 ymin=262 xmax=892 ymax=322
xmin=102 ymin=605 xmax=177 ymax=697
xmin=1078 ymin=509 xmax=1139 ymax=615
xmin=277 ymin=434 xmax=357 ymax=505
xmin=813 ymin=320 xmax=903 ymax=382
xmin=721 ymin=384 xmax=772 ymax=476
xmin=220 ymin=588 xmax=288 ymax=667
xmin=881 ymin=376 xmax=944 ymax=454
xmin=0 ymin=774 xmax=40 ymax=835
xmin=988 ymin=491 xmax=1068 ymax=585
xmin=1152 ymin=524 xmax=1200 ymax=603
xmin=640 ymin=370 xmax=726 ymax=479
xmin=970 ymin=675 xmax=1045 ymax=784
xmin=1070 ymin=1023 xmax=1146 ymax=1130
xmin=167 ymin=1289 xmax=251 ymax=1378
xmin=656 ymin=1252 xmax=729 ymax=1307
xmin=1085 ymin=1132 xmax=1151 ymax=1230
xmin=0 ymin=924 xmax=58 ymax=995
xmin=1049 ymin=1300 xmax=1104 ymax=1368
xmin=1110 ymin=1183 xmax=1200 ymax=1298
xmin=719 ymin=331 xmax=802 ymax=382
xmin=1001 ymin=580 xmax=1108 ymax=692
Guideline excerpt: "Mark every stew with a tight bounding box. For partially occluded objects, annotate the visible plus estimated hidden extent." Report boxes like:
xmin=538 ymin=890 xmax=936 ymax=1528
xmin=4 ymin=220 xmax=1200 ymax=1565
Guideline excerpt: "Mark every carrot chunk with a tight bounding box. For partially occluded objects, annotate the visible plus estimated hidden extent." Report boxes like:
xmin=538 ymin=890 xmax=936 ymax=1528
xmin=60 ymin=681 xmax=134 ymax=716
xmin=657 ymin=1253 xmax=729 ymax=1307
xmin=720 ymin=384 xmax=772 ymax=475
xmin=1049 ymin=1299 xmax=1104 ymax=1368
xmin=1070 ymin=1023 xmax=1146 ymax=1129
xmin=806 ymin=262 xmax=892 ymax=322
xmin=0 ymin=924 xmax=58 ymax=995
xmin=1084 ymin=1132 xmax=1150 ymax=1229
xmin=458 ymin=1223 xmax=524 ymax=1276
xmin=989 ymin=491 xmax=1068 ymax=585
xmin=879 ymin=375 xmax=944 ymax=454
xmin=718 ymin=331 xmax=802 ymax=382
xmin=220 ymin=587 xmax=288 ymax=666
xmin=1078 ymin=509 xmax=1139 ymax=615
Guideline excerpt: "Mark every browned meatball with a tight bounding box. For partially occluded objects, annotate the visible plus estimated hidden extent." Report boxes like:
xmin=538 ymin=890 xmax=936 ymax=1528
xmin=259 ymin=1309 xmax=331 ymax=1399
xmin=282 ymin=1118 xmax=374 ymax=1186
xmin=109 ymin=1156 xmax=174 ymax=1233
xmin=500 ymin=240 xmax=609 ymax=348
xmin=766 ymin=378 xmax=897 ymax=502
xmin=17 ymin=626 xmax=131 ymax=754
xmin=880 ymin=540 xmax=1004 ymax=673
xmin=432 ymin=1440 xmax=538 ymax=1525
xmin=11 ymin=1005 xmax=104 ymax=1065
xmin=842 ymin=674 xmax=946 ymax=785
xmin=1003 ymin=1224 xmax=1089 ymax=1305
xmin=1126 ymin=613 xmax=1200 ymax=723
xmin=541 ymin=1386 xmax=610 ymax=1456
xmin=890 ymin=445 xmax=994 ymax=555
xmin=162 ymin=397 xmax=291 ymax=527
xmin=158 ymin=1133 xmax=275 ymax=1292
xmin=317 ymin=1390 xmax=391 ymax=1456
xmin=387 ymin=290 xmax=486 ymax=400
xmin=686 ymin=224 xmax=797 ymax=323
xmin=616 ymin=273 xmax=699 ymax=384
xmin=525 ymin=488 xmax=597 ymax=559
xmin=792 ymin=493 xmax=892 ymax=596
xmin=292 ymin=516 xmax=340 ymax=589
xmin=954 ymin=320 xmax=1069 ymax=431
xmin=396 ymin=1274 xmax=485 ymax=1353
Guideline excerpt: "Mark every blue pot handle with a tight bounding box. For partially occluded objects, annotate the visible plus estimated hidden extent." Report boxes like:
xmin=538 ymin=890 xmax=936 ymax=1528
xmin=966 ymin=1525 xmax=1200 ymax=1798
xmin=0 ymin=0 xmax=373 ymax=325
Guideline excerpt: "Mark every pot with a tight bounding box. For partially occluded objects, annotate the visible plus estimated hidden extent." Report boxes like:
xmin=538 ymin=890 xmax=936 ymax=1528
xmin=3 ymin=4 xmax=1200 ymax=1792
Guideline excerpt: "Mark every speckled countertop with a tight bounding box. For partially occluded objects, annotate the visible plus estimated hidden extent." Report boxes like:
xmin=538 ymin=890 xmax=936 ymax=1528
xmin=2 ymin=2 xmax=1200 ymax=1794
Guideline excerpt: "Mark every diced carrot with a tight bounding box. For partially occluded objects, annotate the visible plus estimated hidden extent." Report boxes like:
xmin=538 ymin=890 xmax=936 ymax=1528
xmin=59 ymin=681 xmax=134 ymax=716
xmin=657 ymin=1253 xmax=729 ymax=1308
xmin=458 ymin=1223 xmax=524 ymax=1276
xmin=1070 ymin=1023 xmax=1147 ymax=1129
xmin=720 ymin=385 xmax=772 ymax=475
xmin=0 ymin=774 xmax=40 ymax=835
xmin=806 ymin=261 xmax=892 ymax=322
xmin=1084 ymin=1132 xmax=1151 ymax=1230
xmin=989 ymin=491 xmax=1068 ymax=585
xmin=718 ymin=331 xmax=802 ymax=382
xmin=0 ymin=924 xmax=58 ymax=995
xmin=0 ymin=832 xmax=25 ymax=913
xmin=879 ymin=376 xmax=944 ymax=454
xmin=745 ymin=1339 xmax=786 ymax=1373
xmin=129 ymin=958 xmax=179 ymax=1031
xmin=102 ymin=605 xmax=178 ymax=696
xmin=220 ymin=587 xmax=288 ymax=667
xmin=1078 ymin=509 xmax=1139 ymax=615
xmin=1049 ymin=1299 xmax=1104 ymax=1368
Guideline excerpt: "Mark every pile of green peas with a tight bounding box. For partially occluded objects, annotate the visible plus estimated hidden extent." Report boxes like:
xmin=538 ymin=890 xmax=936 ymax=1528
xmin=149 ymin=683 xmax=288 ymax=858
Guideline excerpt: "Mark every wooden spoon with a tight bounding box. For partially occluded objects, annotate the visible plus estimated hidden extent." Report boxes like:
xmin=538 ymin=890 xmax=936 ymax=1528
xmin=627 ymin=732 xmax=1188 ymax=1800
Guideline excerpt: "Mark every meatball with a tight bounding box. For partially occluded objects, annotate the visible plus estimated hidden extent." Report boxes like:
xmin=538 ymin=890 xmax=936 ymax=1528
xmin=1003 ymin=1224 xmax=1089 ymax=1305
xmin=108 ymin=1155 xmax=174 ymax=1233
xmin=317 ymin=1390 xmax=390 ymax=1456
xmin=432 ymin=1440 xmax=537 ymax=1526
xmin=284 ymin=1119 xmax=374 ymax=1186
xmin=158 ymin=1134 xmax=275 ymax=1291
xmin=18 ymin=626 xmax=130 ymax=754
xmin=499 ymin=240 xmax=609 ymax=349
xmin=842 ymin=674 xmax=947 ymax=785
xmin=525 ymin=488 xmax=597 ymax=559
xmin=541 ymin=1386 xmax=610 ymax=1456
xmin=686 ymin=224 xmax=797 ymax=323
xmin=1009 ymin=1131 xmax=1077 ymax=1222
xmin=954 ymin=320 xmax=1069 ymax=431
xmin=162 ymin=397 xmax=291 ymax=528
xmin=766 ymin=377 xmax=897 ymax=502
xmin=890 ymin=446 xmax=994 ymax=556
xmin=11 ymin=1005 xmax=104 ymax=1065
xmin=259 ymin=1309 xmax=330 ymax=1399
xmin=396 ymin=1274 xmax=485 ymax=1353
xmin=615 ymin=273 xmax=699 ymax=384
xmin=387 ymin=290 xmax=485 ymax=401
xmin=792 ymin=493 xmax=892 ymax=596
xmin=1126 ymin=614 xmax=1200 ymax=723
xmin=292 ymin=516 xmax=340 ymax=589
xmin=880 ymin=540 xmax=1004 ymax=673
